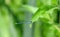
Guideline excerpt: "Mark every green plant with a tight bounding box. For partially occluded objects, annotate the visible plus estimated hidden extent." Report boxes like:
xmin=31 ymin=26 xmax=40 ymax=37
xmin=0 ymin=0 xmax=60 ymax=37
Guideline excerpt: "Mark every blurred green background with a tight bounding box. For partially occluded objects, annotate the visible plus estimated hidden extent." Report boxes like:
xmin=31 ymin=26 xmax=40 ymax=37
xmin=0 ymin=0 xmax=60 ymax=37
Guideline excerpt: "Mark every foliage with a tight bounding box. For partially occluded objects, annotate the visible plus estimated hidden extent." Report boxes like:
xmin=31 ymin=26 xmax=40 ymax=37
xmin=0 ymin=0 xmax=60 ymax=37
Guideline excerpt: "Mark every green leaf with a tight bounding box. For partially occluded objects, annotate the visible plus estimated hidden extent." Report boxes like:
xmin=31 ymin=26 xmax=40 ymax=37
xmin=22 ymin=5 xmax=38 ymax=13
xmin=32 ymin=7 xmax=58 ymax=23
